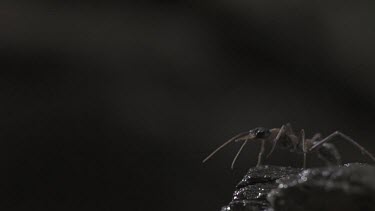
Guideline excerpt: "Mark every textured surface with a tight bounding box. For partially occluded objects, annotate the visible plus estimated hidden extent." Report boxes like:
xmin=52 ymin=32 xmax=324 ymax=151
xmin=223 ymin=163 xmax=375 ymax=211
xmin=268 ymin=163 xmax=375 ymax=211
xmin=222 ymin=165 xmax=301 ymax=211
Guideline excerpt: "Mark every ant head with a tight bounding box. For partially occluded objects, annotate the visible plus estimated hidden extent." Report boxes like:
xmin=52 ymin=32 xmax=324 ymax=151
xmin=251 ymin=127 xmax=271 ymax=138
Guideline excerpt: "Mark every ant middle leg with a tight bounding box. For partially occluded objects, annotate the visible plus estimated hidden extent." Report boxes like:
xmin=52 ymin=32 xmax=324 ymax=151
xmin=303 ymin=132 xmax=322 ymax=166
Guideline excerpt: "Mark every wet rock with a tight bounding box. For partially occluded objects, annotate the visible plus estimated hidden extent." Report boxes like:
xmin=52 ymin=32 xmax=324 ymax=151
xmin=222 ymin=165 xmax=302 ymax=211
xmin=236 ymin=166 xmax=302 ymax=189
xmin=222 ymin=163 xmax=375 ymax=211
xmin=221 ymin=200 xmax=269 ymax=211
xmin=268 ymin=163 xmax=375 ymax=211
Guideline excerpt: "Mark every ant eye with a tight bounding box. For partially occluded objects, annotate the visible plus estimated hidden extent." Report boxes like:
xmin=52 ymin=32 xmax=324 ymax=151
xmin=256 ymin=131 xmax=266 ymax=138
xmin=251 ymin=127 xmax=270 ymax=138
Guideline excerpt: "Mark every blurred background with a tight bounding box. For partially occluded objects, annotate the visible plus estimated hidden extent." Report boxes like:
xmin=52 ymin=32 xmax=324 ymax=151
xmin=1 ymin=0 xmax=375 ymax=210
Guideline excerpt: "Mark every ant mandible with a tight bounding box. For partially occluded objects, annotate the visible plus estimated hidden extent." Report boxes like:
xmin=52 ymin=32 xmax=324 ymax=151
xmin=203 ymin=123 xmax=375 ymax=169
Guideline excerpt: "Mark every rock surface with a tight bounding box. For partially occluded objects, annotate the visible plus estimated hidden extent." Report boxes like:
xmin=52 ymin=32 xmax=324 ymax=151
xmin=268 ymin=163 xmax=375 ymax=211
xmin=221 ymin=165 xmax=302 ymax=211
xmin=222 ymin=163 xmax=375 ymax=211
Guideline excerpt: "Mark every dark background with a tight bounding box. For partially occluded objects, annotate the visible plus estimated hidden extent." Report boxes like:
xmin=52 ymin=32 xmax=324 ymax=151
xmin=2 ymin=0 xmax=375 ymax=210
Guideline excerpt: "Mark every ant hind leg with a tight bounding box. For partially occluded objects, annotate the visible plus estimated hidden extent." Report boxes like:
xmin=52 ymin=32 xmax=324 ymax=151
xmin=300 ymin=129 xmax=307 ymax=168
xmin=317 ymin=143 xmax=341 ymax=166
xmin=309 ymin=131 xmax=375 ymax=162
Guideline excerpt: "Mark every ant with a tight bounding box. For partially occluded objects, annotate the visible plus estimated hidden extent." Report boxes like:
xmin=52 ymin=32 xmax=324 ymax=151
xmin=203 ymin=123 xmax=375 ymax=169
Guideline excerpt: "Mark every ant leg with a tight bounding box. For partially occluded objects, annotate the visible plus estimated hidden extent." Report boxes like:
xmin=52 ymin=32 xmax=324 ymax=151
xmin=309 ymin=131 xmax=375 ymax=162
xmin=266 ymin=125 xmax=286 ymax=158
xmin=256 ymin=139 xmax=266 ymax=167
xmin=301 ymin=129 xmax=307 ymax=168
xmin=203 ymin=131 xmax=252 ymax=163
xmin=317 ymin=143 xmax=341 ymax=166
xmin=310 ymin=133 xmax=322 ymax=142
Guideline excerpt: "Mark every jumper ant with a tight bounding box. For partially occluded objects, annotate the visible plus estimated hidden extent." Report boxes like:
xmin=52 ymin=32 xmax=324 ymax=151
xmin=203 ymin=123 xmax=375 ymax=169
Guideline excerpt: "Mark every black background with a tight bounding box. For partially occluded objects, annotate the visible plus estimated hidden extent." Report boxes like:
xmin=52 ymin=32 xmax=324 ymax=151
xmin=2 ymin=1 xmax=375 ymax=210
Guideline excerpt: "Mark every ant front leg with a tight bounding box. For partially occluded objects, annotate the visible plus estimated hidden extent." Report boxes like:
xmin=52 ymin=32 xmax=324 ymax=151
xmin=256 ymin=139 xmax=266 ymax=167
xmin=266 ymin=124 xmax=287 ymax=158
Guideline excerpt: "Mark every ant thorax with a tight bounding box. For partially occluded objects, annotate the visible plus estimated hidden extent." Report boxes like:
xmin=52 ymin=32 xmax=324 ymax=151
xmin=279 ymin=134 xmax=299 ymax=152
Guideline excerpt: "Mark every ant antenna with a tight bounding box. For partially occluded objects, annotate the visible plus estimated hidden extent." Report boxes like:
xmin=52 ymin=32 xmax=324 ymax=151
xmin=231 ymin=138 xmax=249 ymax=169
xmin=202 ymin=131 xmax=252 ymax=163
